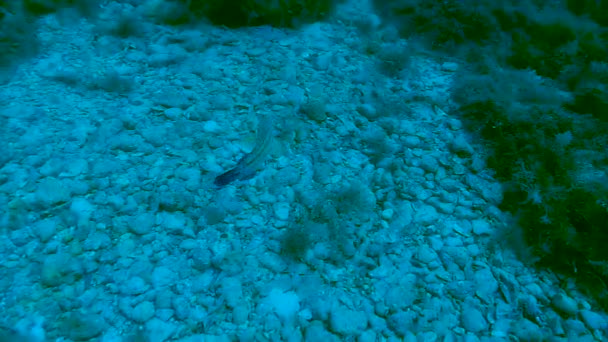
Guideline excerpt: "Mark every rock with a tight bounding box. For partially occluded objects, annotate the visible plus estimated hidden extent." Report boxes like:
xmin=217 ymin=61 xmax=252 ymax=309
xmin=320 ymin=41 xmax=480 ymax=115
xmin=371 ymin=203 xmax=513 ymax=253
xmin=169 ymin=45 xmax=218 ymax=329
xmin=551 ymin=293 xmax=578 ymax=316
xmin=461 ymin=305 xmax=487 ymax=333
xmin=329 ymin=306 xmax=368 ymax=336
xmin=580 ymin=310 xmax=608 ymax=330
xmin=132 ymin=301 xmax=155 ymax=323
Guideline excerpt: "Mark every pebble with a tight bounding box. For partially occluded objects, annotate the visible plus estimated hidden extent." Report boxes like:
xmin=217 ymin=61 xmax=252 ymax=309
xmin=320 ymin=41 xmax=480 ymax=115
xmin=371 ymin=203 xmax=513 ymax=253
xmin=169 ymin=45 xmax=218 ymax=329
xmin=461 ymin=305 xmax=487 ymax=333
xmin=152 ymin=266 xmax=177 ymax=289
xmin=131 ymin=213 xmax=155 ymax=235
xmin=473 ymin=267 xmax=498 ymax=299
xmin=416 ymin=245 xmax=438 ymax=265
xmin=59 ymin=158 xmax=88 ymax=177
xmin=265 ymin=289 xmax=300 ymax=322
xmin=580 ymin=310 xmax=607 ymax=330
xmin=512 ymin=318 xmax=543 ymax=341
xmin=471 ymin=219 xmax=492 ymax=236
xmin=221 ymin=277 xmax=243 ymax=308
xmin=389 ymin=311 xmax=417 ymax=336
xmin=551 ymin=293 xmax=579 ymax=316
xmin=36 ymin=177 xmax=70 ymax=207
xmin=441 ymin=62 xmax=459 ymax=72
xmin=65 ymin=313 xmax=106 ymax=341
xmin=121 ymin=277 xmax=149 ymax=295
xmin=356 ymin=103 xmax=378 ymax=120
xmin=330 ymin=306 xmax=368 ymax=335
xmin=419 ymin=155 xmax=439 ymax=173
xmin=415 ymin=204 xmax=439 ymax=226
xmin=274 ymin=202 xmax=290 ymax=221
xmin=381 ymin=208 xmax=394 ymax=220
xmin=132 ymin=301 xmax=155 ymax=323
xmin=32 ymin=218 xmax=57 ymax=243
xmin=146 ymin=318 xmax=177 ymax=342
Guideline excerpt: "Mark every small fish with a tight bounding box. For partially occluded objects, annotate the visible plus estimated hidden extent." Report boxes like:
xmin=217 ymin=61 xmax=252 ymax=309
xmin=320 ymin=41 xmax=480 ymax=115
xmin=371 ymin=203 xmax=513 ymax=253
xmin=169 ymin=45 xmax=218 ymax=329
xmin=214 ymin=116 xmax=274 ymax=187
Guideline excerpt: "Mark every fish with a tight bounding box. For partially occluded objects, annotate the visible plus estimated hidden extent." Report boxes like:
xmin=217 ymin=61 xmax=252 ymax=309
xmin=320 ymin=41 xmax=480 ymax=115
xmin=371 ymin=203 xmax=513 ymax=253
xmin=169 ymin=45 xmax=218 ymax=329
xmin=214 ymin=116 xmax=274 ymax=187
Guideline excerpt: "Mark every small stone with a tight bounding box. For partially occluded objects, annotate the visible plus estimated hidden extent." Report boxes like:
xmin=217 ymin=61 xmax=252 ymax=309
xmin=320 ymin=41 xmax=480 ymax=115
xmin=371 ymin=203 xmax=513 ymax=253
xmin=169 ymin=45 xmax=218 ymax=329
xmin=131 ymin=213 xmax=155 ymax=235
xmin=381 ymin=208 xmax=394 ymax=220
xmin=402 ymin=136 xmax=421 ymax=148
xmin=388 ymin=311 xmax=416 ymax=336
xmin=266 ymin=289 xmax=300 ymax=322
xmin=580 ymin=310 xmax=608 ymax=330
xmin=146 ymin=318 xmax=177 ymax=342
xmin=163 ymin=107 xmax=183 ymax=120
xmin=152 ymin=266 xmax=177 ymax=288
xmin=36 ymin=177 xmax=70 ymax=206
xmin=512 ymin=318 xmax=543 ymax=341
xmin=65 ymin=313 xmax=106 ymax=341
xmin=419 ymin=155 xmax=439 ymax=173
xmin=274 ymin=202 xmax=290 ymax=221
xmin=551 ymin=294 xmax=578 ymax=316
xmin=359 ymin=330 xmax=377 ymax=342
xmin=356 ymin=104 xmax=378 ymax=120
xmin=301 ymin=98 xmax=326 ymax=122
xmin=32 ymin=218 xmax=57 ymax=242
xmin=60 ymin=158 xmax=88 ymax=177
xmin=415 ymin=204 xmax=438 ymax=226
xmin=203 ymin=120 xmax=220 ymax=133
xmin=441 ymin=62 xmax=459 ymax=72
xmin=461 ymin=305 xmax=487 ymax=333
xmin=121 ymin=277 xmax=149 ymax=295
xmin=132 ymin=301 xmax=155 ymax=323
xmin=330 ymin=306 xmax=368 ymax=335
xmin=221 ymin=277 xmax=243 ymax=308
xmin=416 ymin=245 xmax=438 ymax=265
xmin=232 ymin=304 xmax=250 ymax=325
xmin=471 ymin=219 xmax=492 ymax=236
